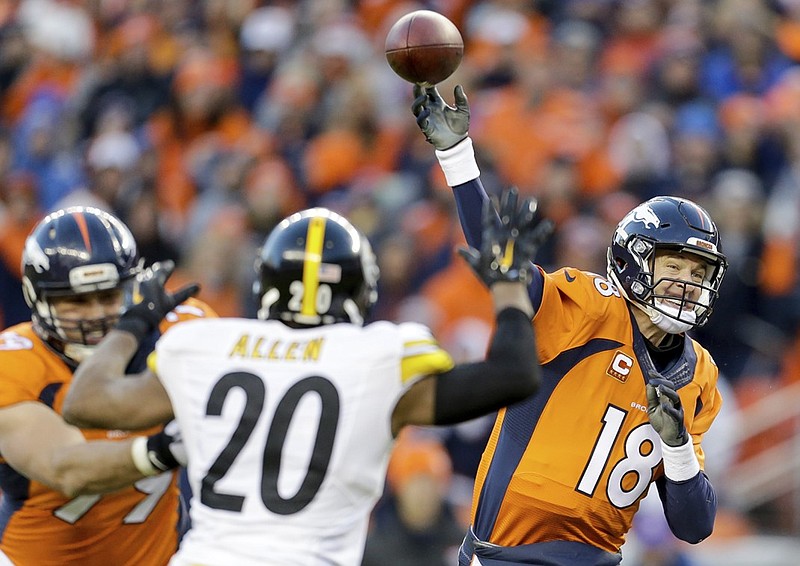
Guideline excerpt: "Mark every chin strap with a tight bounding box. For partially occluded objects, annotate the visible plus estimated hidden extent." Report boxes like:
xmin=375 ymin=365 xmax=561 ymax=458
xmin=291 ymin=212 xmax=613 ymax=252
xmin=63 ymin=343 xmax=97 ymax=364
xmin=628 ymin=294 xmax=693 ymax=335
xmin=648 ymin=301 xmax=695 ymax=334
xmin=610 ymin=270 xmax=697 ymax=335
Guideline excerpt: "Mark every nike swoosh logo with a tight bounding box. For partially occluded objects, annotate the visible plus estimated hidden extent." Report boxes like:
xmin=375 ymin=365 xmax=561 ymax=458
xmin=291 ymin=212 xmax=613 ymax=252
xmin=564 ymin=270 xmax=576 ymax=282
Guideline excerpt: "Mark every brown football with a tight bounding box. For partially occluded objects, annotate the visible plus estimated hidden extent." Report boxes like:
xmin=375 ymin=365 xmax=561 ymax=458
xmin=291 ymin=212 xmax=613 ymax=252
xmin=385 ymin=10 xmax=464 ymax=86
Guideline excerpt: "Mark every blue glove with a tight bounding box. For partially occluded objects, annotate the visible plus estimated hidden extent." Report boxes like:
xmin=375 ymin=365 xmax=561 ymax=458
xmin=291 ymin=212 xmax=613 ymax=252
xmin=646 ymin=377 xmax=688 ymax=447
xmin=458 ymin=187 xmax=554 ymax=287
xmin=116 ymin=260 xmax=199 ymax=343
xmin=411 ymin=84 xmax=470 ymax=150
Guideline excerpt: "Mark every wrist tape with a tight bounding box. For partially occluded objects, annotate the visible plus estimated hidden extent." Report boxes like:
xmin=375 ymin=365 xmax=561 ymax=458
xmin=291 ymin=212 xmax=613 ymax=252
xmin=130 ymin=436 xmax=160 ymax=477
xmin=660 ymin=433 xmax=701 ymax=481
xmin=435 ymin=137 xmax=480 ymax=186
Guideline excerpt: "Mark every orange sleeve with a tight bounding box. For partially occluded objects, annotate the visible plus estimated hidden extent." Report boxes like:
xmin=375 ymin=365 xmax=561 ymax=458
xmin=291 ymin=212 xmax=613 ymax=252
xmin=158 ymin=297 xmax=218 ymax=333
xmin=0 ymin=332 xmax=52 ymax=409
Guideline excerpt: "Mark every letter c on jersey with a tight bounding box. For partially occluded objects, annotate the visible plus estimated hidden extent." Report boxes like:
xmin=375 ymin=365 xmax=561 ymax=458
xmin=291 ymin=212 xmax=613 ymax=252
xmin=607 ymin=351 xmax=634 ymax=383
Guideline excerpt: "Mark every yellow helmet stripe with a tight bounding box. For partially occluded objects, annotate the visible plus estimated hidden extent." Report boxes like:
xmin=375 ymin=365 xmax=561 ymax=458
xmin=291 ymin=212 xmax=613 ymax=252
xmin=301 ymin=215 xmax=326 ymax=316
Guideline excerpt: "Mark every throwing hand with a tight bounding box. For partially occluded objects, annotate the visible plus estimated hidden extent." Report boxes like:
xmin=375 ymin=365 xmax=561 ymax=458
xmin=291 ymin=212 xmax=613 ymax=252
xmin=411 ymin=84 xmax=470 ymax=151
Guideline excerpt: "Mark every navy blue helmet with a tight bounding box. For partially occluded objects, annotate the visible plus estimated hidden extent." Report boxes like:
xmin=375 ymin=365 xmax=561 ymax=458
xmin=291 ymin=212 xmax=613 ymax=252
xmin=22 ymin=207 xmax=140 ymax=360
xmin=256 ymin=208 xmax=379 ymax=327
xmin=607 ymin=196 xmax=727 ymax=330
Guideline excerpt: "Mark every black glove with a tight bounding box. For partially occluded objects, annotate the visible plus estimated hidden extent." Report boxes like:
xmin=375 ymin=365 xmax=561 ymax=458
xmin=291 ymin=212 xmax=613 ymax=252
xmin=458 ymin=187 xmax=554 ymax=287
xmin=145 ymin=420 xmax=187 ymax=472
xmin=116 ymin=260 xmax=199 ymax=343
xmin=646 ymin=377 xmax=688 ymax=447
xmin=411 ymin=84 xmax=470 ymax=150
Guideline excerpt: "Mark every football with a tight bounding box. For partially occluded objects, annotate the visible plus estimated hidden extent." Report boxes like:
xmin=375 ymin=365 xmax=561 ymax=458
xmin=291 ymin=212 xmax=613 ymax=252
xmin=385 ymin=10 xmax=464 ymax=86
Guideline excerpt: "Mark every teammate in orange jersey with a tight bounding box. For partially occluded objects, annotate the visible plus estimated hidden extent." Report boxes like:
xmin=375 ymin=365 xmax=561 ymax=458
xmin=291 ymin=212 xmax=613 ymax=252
xmin=0 ymin=206 xmax=213 ymax=566
xmin=411 ymin=85 xmax=729 ymax=566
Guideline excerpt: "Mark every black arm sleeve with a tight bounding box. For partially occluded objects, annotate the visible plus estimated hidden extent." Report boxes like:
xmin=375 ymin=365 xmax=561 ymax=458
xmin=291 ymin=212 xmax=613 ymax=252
xmin=433 ymin=307 xmax=540 ymax=425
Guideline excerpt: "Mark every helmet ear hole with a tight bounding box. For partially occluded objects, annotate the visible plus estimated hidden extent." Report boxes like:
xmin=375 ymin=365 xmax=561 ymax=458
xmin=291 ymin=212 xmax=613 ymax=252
xmin=21 ymin=276 xmax=37 ymax=308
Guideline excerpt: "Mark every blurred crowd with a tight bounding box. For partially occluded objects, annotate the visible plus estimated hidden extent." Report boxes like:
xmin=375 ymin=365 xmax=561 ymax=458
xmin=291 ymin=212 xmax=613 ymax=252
xmin=1 ymin=0 xmax=800 ymax=563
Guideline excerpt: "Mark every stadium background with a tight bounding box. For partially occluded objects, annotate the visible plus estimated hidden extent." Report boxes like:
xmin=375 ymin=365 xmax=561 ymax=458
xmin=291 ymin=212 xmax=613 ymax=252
xmin=0 ymin=0 xmax=799 ymax=564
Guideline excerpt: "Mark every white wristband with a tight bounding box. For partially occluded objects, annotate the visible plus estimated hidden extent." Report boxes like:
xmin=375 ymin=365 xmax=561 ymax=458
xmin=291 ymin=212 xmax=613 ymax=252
xmin=130 ymin=436 xmax=159 ymax=477
xmin=660 ymin=433 xmax=701 ymax=482
xmin=435 ymin=137 xmax=480 ymax=186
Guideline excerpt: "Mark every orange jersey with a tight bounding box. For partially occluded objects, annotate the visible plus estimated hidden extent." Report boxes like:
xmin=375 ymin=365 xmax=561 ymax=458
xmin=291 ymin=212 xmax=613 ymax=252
xmin=470 ymin=269 xmax=722 ymax=553
xmin=0 ymin=298 xmax=215 ymax=566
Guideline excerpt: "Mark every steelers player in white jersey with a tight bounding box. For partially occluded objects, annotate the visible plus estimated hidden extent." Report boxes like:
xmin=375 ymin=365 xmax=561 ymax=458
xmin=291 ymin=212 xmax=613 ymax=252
xmin=62 ymin=189 xmax=552 ymax=566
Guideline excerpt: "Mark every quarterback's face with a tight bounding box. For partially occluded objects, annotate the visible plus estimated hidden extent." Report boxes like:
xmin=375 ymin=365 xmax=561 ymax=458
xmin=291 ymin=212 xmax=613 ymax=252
xmin=49 ymin=289 xmax=124 ymax=344
xmin=652 ymin=251 xmax=708 ymax=309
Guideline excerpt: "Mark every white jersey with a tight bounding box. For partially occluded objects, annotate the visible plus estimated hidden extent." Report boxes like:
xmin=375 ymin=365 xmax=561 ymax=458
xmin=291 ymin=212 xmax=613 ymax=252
xmin=150 ymin=317 xmax=454 ymax=566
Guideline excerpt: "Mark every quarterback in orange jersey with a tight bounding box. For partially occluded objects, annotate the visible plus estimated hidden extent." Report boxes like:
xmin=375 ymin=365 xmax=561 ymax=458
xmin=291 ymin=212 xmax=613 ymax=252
xmin=412 ymin=85 xmax=729 ymax=565
xmin=0 ymin=207 xmax=213 ymax=566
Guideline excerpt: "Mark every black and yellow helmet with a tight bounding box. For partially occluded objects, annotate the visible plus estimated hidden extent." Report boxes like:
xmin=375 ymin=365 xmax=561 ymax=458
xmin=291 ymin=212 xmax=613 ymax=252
xmin=256 ymin=208 xmax=379 ymax=327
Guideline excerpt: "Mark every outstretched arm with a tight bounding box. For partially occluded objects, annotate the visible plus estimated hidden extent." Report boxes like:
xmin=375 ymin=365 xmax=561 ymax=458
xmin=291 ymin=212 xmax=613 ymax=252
xmin=411 ymin=85 xmax=548 ymax=308
xmin=453 ymin=177 xmax=492 ymax=250
xmin=412 ymin=85 xmax=488 ymax=248
xmin=63 ymin=331 xmax=173 ymax=430
xmin=0 ymin=402 xmax=144 ymax=497
xmin=392 ymin=189 xmax=552 ymax=434
xmin=63 ymin=261 xmax=198 ymax=430
xmin=0 ymin=401 xmax=181 ymax=498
